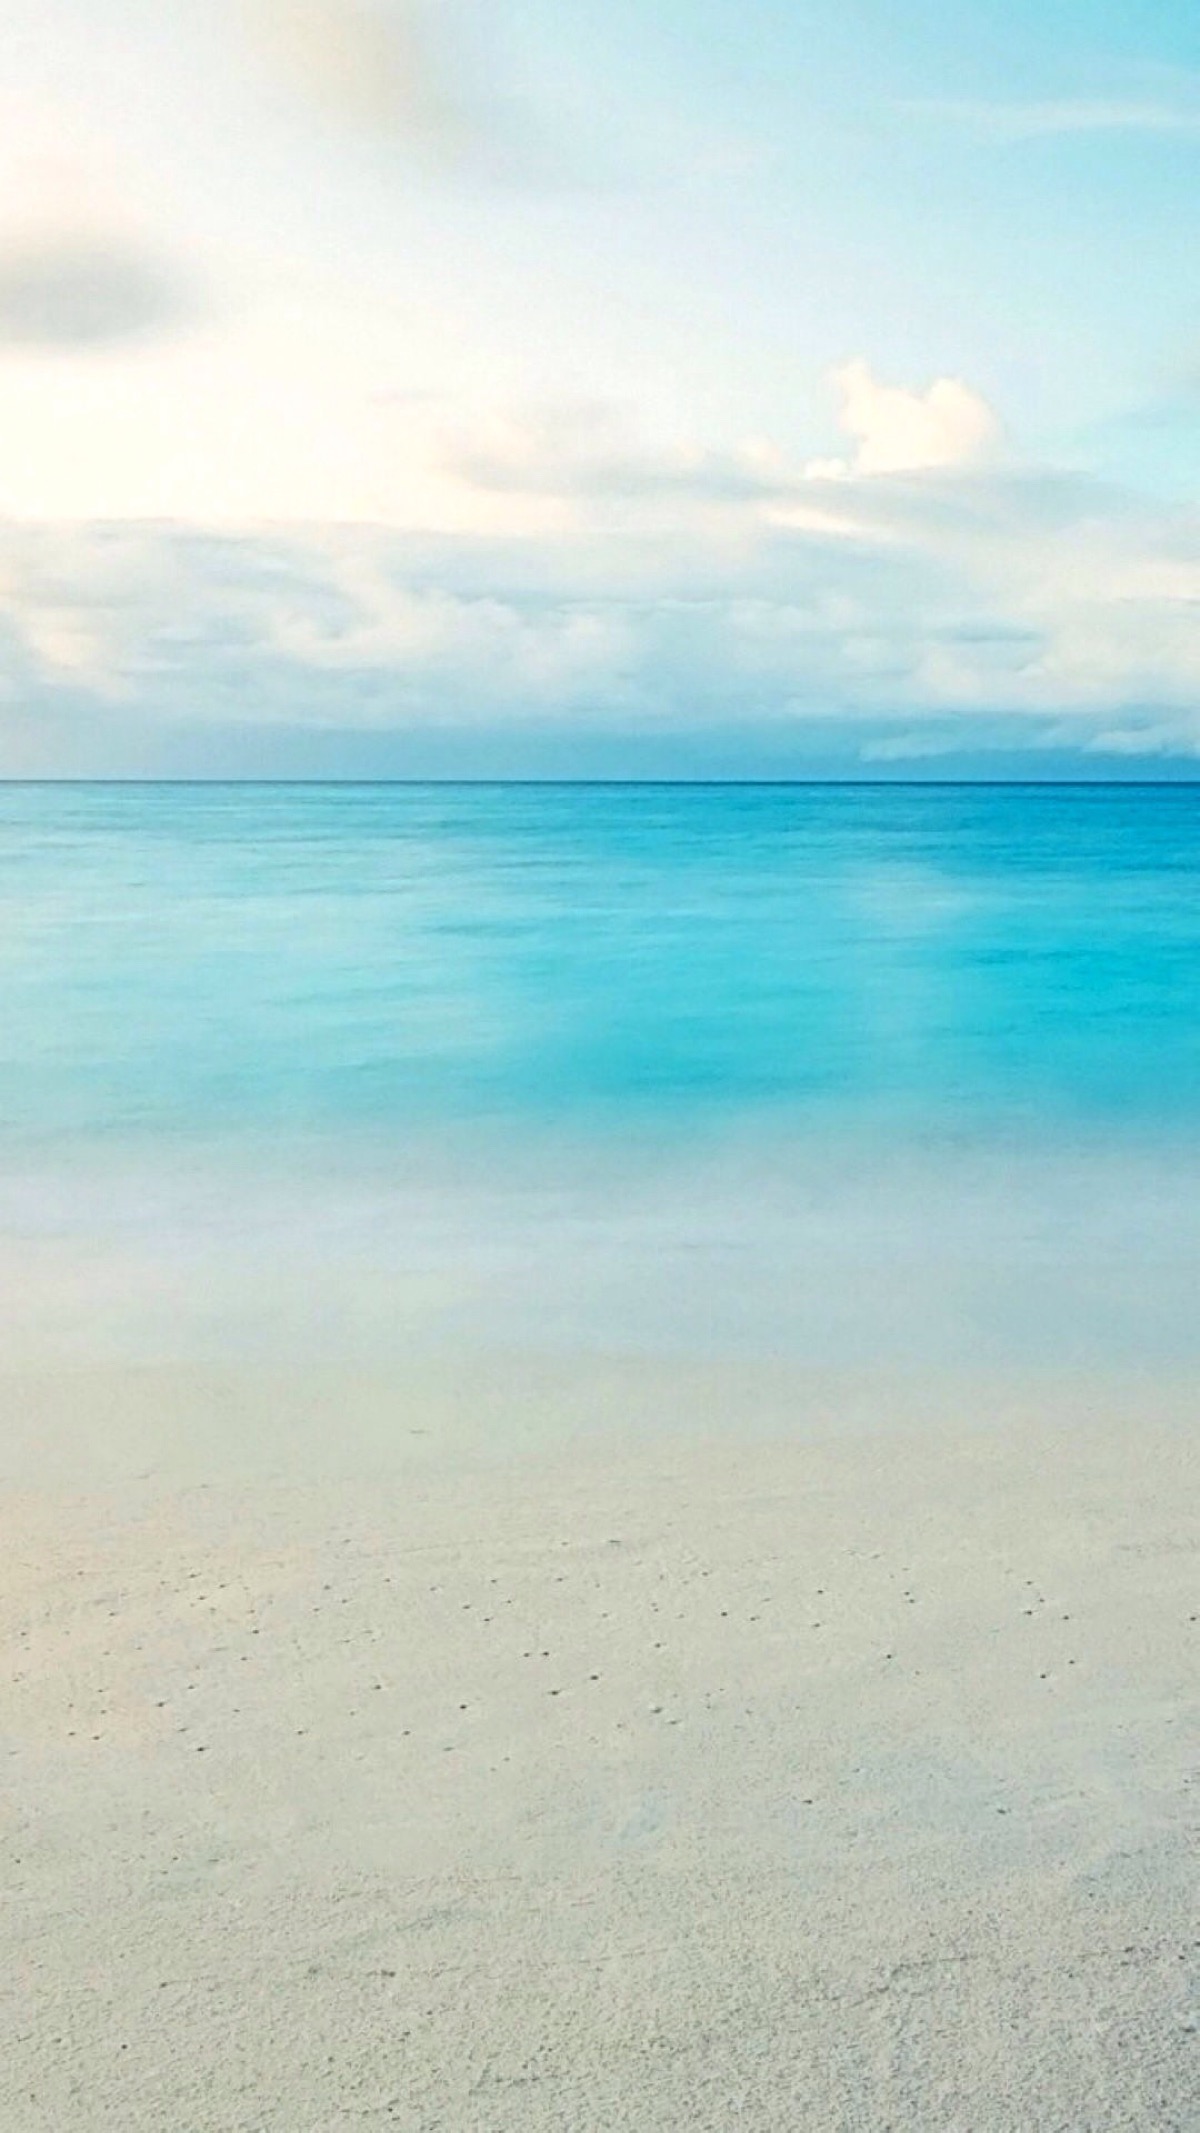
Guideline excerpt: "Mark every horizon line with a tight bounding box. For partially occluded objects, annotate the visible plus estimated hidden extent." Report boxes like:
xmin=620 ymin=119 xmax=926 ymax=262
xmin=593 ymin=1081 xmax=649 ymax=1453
xmin=2 ymin=776 xmax=1199 ymax=792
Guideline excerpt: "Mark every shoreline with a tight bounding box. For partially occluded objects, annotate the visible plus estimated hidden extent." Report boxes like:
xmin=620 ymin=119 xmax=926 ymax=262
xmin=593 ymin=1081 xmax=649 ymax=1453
xmin=6 ymin=1125 xmax=1200 ymax=1396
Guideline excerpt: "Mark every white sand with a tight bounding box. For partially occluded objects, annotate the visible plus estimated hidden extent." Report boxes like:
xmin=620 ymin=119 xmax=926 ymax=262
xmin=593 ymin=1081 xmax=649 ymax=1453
xmin=2 ymin=1364 xmax=1197 ymax=2130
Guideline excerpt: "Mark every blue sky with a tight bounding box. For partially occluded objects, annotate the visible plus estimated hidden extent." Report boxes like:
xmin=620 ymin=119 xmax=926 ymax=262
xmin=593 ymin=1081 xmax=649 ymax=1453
xmin=1 ymin=0 xmax=1200 ymax=774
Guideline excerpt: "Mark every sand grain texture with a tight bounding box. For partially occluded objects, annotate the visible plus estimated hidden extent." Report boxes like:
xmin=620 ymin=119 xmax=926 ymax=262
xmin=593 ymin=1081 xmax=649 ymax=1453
xmin=3 ymin=1384 xmax=1198 ymax=2130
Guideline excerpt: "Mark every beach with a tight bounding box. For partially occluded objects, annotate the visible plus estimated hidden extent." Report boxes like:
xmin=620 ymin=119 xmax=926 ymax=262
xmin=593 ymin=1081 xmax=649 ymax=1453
xmin=4 ymin=1363 xmax=1197 ymax=2130
xmin=6 ymin=0 xmax=1200 ymax=2106
xmin=3 ymin=782 xmax=1198 ymax=2125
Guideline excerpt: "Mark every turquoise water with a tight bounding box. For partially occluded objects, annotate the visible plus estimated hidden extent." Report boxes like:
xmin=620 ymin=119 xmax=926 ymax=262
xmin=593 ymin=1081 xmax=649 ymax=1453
xmin=2 ymin=782 xmax=1198 ymax=1372
xmin=1 ymin=782 xmax=1198 ymax=1143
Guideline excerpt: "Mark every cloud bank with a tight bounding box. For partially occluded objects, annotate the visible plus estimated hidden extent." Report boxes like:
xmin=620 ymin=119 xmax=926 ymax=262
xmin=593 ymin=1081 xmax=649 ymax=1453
xmin=1 ymin=364 xmax=1198 ymax=772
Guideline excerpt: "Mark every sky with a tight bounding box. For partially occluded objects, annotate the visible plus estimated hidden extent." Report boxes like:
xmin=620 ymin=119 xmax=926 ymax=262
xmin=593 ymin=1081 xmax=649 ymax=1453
xmin=2 ymin=0 xmax=1200 ymax=776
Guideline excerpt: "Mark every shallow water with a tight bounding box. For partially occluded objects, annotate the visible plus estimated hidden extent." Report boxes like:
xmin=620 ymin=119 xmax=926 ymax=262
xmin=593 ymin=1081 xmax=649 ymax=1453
xmin=2 ymin=782 xmax=1198 ymax=1374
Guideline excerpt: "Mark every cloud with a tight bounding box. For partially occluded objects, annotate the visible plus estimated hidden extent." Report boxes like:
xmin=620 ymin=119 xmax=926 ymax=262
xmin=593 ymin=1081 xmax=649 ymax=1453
xmin=912 ymin=97 xmax=1200 ymax=142
xmin=0 ymin=233 xmax=192 ymax=351
xmin=1 ymin=473 xmax=1199 ymax=755
xmin=2 ymin=365 xmax=1200 ymax=766
xmin=859 ymin=730 xmax=975 ymax=764
xmin=432 ymin=403 xmax=800 ymax=511
xmin=245 ymin=0 xmax=469 ymax=146
xmin=1081 ymin=721 xmax=1198 ymax=758
xmin=425 ymin=364 xmax=1001 ymax=524
xmin=816 ymin=360 xmax=1001 ymax=478
xmin=238 ymin=0 xmax=569 ymax=182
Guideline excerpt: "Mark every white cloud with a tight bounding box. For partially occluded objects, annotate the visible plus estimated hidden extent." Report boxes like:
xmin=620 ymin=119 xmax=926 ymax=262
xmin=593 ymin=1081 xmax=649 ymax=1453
xmin=1 ymin=365 xmax=1199 ymax=765
xmin=817 ymin=359 xmax=1001 ymax=479
xmin=425 ymin=366 xmax=1003 ymax=529
xmin=913 ymin=97 xmax=1200 ymax=142
xmin=3 ymin=445 xmax=1200 ymax=762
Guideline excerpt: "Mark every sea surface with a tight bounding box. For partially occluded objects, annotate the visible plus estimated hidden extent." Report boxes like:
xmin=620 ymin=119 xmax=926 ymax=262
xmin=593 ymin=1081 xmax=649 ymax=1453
xmin=2 ymin=781 xmax=1199 ymax=1378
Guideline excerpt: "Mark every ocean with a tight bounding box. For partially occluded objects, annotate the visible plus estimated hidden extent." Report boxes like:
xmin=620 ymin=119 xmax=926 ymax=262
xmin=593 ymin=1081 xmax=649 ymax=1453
xmin=2 ymin=781 xmax=1199 ymax=1379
